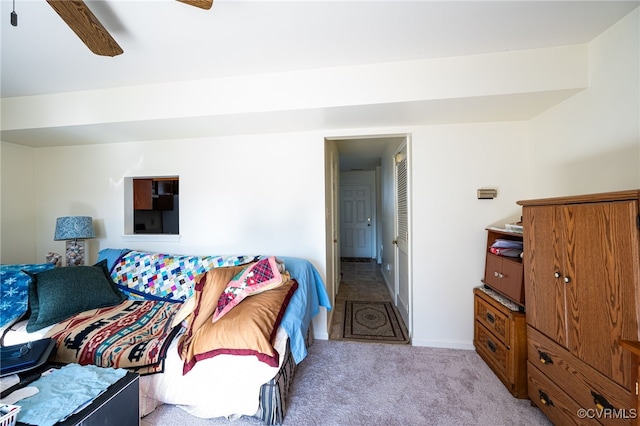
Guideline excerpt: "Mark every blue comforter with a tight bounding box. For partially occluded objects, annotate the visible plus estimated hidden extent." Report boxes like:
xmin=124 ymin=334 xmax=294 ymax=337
xmin=278 ymin=256 xmax=332 ymax=363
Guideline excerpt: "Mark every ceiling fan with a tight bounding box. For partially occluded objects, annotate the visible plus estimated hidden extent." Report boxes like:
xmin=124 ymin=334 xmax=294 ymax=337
xmin=46 ymin=0 xmax=213 ymax=57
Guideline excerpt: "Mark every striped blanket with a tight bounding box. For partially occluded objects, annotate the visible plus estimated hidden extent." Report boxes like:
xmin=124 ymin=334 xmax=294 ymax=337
xmin=46 ymin=300 xmax=181 ymax=375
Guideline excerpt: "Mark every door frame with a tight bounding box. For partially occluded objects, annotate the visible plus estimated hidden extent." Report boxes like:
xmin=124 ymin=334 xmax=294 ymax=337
xmin=393 ymin=141 xmax=411 ymax=332
xmin=325 ymin=134 xmax=412 ymax=338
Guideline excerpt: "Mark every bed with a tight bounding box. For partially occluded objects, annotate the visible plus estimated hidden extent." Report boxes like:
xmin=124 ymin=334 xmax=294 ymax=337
xmin=0 ymin=249 xmax=331 ymax=424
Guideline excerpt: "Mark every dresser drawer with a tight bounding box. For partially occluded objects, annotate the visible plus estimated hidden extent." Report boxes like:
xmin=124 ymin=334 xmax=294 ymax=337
xmin=474 ymin=289 xmax=509 ymax=344
xmin=528 ymin=326 xmax=633 ymax=425
xmin=473 ymin=288 xmax=528 ymax=399
xmin=484 ymin=253 xmax=524 ymax=305
xmin=475 ymin=321 xmax=509 ymax=378
xmin=528 ymin=361 xmax=599 ymax=426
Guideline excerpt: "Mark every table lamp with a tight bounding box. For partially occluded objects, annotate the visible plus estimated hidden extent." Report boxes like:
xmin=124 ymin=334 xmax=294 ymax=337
xmin=54 ymin=216 xmax=96 ymax=266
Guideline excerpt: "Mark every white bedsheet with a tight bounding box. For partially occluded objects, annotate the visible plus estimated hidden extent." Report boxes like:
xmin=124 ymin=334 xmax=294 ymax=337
xmin=148 ymin=326 xmax=288 ymax=419
xmin=2 ymin=321 xmax=289 ymax=420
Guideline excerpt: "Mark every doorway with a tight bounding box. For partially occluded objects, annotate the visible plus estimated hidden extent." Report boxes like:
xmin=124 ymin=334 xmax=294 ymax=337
xmin=326 ymin=135 xmax=412 ymax=341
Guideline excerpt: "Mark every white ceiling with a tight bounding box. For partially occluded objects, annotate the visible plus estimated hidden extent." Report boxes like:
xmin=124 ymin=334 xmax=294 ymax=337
xmin=2 ymin=0 xmax=638 ymax=98
xmin=1 ymin=0 xmax=638 ymax=169
xmin=335 ymin=136 xmax=405 ymax=171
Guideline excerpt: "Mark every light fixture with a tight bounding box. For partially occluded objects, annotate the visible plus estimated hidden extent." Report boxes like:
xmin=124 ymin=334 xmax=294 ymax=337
xmin=54 ymin=216 xmax=96 ymax=267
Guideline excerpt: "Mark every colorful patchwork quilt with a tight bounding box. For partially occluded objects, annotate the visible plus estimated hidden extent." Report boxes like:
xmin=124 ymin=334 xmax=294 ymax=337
xmin=0 ymin=263 xmax=54 ymax=329
xmin=110 ymin=251 xmax=259 ymax=302
xmin=46 ymin=300 xmax=182 ymax=375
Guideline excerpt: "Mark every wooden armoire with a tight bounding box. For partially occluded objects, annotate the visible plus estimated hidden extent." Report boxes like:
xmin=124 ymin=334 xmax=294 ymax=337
xmin=517 ymin=190 xmax=640 ymax=425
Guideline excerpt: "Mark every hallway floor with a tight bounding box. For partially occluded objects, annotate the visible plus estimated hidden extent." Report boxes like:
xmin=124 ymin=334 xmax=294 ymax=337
xmin=329 ymin=259 xmax=409 ymax=341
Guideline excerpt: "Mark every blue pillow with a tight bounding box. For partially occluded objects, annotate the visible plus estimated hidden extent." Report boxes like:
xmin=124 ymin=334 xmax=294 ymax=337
xmin=26 ymin=260 xmax=126 ymax=332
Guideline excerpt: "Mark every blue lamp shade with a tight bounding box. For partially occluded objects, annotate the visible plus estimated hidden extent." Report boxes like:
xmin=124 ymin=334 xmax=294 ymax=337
xmin=54 ymin=216 xmax=96 ymax=240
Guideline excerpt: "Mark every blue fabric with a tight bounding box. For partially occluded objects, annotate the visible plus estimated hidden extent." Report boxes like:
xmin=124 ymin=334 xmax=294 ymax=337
xmin=96 ymin=248 xmax=131 ymax=271
xmin=0 ymin=264 xmax=54 ymax=329
xmin=278 ymin=256 xmax=332 ymax=364
xmin=17 ymin=364 xmax=127 ymax=426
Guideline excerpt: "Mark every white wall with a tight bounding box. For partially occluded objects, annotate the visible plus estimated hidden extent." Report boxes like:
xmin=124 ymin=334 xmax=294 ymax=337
xmin=0 ymin=120 xmax=529 ymax=347
xmin=1 ymin=10 xmax=637 ymax=348
xmin=31 ymin=134 xmax=324 ymax=258
xmin=0 ymin=143 xmax=38 ymax=262
xmin=410 ymin=121 xmax=529 ymax=348
xmin=528 ymin=9 xmax=640 ymax=197
xmin=26 ymin=132 xmax=330 ymax=337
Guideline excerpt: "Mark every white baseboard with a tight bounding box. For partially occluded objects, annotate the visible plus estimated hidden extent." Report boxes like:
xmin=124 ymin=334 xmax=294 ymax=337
xmin=410 ymin=338 xmax=475 ymax=351
xmin=380 ymin=266 xmax=394 ymax=297
xmin=313 ymin=332 xmax=329 ymax=340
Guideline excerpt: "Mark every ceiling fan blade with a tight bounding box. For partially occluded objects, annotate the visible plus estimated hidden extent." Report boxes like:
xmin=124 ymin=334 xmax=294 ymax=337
xmin=177 ymin=0 xmax=213 ymax=10
xmin=46 ymin=0 xmax=123 ymax=57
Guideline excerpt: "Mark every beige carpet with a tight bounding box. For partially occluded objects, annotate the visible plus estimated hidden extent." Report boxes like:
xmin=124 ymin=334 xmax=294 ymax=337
xmin=343 ymin=300 xmax=409 ymax=343
xmin=142 ymin=339 xmax=552 ymax=426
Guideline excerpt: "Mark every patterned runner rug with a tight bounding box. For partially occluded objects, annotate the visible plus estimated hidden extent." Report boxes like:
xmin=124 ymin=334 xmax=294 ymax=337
xmin=343 ymin=301 xmax=409 ymax=343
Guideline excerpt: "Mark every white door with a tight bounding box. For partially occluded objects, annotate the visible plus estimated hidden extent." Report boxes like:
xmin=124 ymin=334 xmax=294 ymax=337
xmin=394 ymin=145 xmax=411 ymax=330
xmin=340 ymin=184 xmax=373 ymax=258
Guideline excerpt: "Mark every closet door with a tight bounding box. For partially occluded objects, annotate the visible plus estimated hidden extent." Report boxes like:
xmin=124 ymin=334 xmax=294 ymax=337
xmin=563 ymin=200 xmax=640 ymax=388
xmin=522 ymin=205 xmax=567 ymax=347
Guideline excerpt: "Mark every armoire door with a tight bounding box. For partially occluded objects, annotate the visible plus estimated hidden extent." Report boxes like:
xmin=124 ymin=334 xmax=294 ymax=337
xmin=562 ymin=200 xmax=639 ymax=388
xmin=522 ymin=205 xmax=567 ymax=347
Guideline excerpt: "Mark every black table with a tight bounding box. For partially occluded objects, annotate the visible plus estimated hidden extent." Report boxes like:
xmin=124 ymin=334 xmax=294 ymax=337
xmin=12 ymin=365 xmax=139 ymax=426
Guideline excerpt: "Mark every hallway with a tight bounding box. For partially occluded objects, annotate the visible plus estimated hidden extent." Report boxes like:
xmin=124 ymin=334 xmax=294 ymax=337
xmin=329 ymin=259 xmax=409 ymax=342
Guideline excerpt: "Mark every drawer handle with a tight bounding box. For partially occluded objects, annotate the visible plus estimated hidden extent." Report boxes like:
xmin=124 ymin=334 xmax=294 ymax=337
xmin=590 ymin=391 xmax=615 ymax=411
xmin=538 ymin=350 xmax=553 ymax=365
xmin=486 ymin=312 xmax=495 ymax=324
xmin=486 ymin=338 xmax=497 ymax=353
xmin=538 ymin=390 xmax=554 ymax=407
